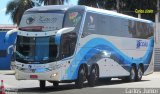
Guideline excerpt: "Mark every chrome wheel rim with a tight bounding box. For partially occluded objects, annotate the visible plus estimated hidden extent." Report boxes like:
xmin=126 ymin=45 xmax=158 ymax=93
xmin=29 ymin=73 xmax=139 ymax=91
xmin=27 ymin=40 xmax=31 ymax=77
xmin=138 ymin=68 xmax=143 ymax=79
xmin=131 ymin=68 xmax=135 ymax=80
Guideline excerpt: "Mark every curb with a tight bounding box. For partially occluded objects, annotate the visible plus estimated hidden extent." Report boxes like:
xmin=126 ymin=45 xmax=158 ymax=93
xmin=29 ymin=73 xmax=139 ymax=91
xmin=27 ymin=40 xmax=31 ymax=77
xmin=0 ymin=70 xmax=15 ymax=75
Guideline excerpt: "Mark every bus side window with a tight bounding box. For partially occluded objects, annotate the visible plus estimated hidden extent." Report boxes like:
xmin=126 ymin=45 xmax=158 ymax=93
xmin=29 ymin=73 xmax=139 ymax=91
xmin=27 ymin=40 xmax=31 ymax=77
xmin=61 ymin=35 xmax=68 ymax=58
xmin=61 ymin=32 xmax=77 ymax=59
xmin=82 ymin=12 xmax=96 ymax=38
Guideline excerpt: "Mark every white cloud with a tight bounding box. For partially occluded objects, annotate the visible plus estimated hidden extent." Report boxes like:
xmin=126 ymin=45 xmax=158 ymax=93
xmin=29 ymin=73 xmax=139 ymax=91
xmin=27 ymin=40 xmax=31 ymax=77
xmin=0 ymin=8 xmax=6 ymax=13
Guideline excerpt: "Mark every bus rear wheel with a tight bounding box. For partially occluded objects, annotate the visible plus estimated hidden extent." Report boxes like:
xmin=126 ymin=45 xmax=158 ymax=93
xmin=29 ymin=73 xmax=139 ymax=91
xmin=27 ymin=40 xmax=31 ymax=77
xmin=39 ymin=80 xmax=46 ymax=89
xmin=75 ymin=66 xmax=86 ymax=88
xmin=128 ymin=66 xmax=136 ymax=82
xmin=136 ymin=66 xmax=143 ymax=81
xmin=88 ymin=65 xmax=98 ymax=87
xmin=99 ymin=78 xmax=111 ymax=82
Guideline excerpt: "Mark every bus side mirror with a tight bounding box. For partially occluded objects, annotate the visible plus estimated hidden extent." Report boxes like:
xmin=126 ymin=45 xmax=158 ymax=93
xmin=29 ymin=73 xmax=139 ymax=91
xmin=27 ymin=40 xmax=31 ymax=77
xmin=5 ymin=29 xmax=17 ymax=55
xmin=5 ymin=29 xmax=17 ymax=45
xmin=7 ymin=45 xmax=14 ymax=55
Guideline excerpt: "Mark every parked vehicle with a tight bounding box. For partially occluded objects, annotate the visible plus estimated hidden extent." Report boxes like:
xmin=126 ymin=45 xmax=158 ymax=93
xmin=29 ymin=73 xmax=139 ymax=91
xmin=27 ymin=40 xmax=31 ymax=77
xmin=0 ymin=30 xmax=17 ymax=70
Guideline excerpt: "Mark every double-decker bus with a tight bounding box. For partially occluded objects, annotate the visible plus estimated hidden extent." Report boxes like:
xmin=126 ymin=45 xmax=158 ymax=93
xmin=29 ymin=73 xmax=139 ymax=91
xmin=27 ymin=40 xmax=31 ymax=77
xmin=15 ymin=5 xmax=154 ymax=88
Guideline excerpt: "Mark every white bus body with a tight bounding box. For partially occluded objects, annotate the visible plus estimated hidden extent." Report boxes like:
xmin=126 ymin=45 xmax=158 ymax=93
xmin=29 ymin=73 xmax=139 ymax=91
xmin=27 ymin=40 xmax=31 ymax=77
xmin=15 ymin=5 xmax=154 ymax=88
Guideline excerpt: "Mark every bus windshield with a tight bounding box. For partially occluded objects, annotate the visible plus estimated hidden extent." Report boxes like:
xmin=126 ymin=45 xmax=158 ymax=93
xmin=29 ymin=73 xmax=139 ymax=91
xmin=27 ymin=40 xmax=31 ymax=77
xmin=63 ymin=11 xmax=83 ymax=32
xmin=16 ymin=36 xmax=58 ymax=63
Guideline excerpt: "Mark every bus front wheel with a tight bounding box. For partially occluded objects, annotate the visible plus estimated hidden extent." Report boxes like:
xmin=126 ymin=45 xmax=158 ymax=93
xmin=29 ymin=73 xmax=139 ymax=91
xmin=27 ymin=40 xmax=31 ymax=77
xmin=53 ymin=82 xmax=59 ymax=87
xmin=39 ymin=80 xmax=46 ymax=89
xmin=75 ymin=66 xmax=86 ymax=88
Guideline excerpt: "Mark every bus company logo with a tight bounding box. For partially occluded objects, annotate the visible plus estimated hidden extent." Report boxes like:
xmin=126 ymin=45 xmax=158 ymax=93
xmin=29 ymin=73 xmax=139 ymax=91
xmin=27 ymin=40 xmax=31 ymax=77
xmin=26 ymin=16 xmax=35 ymax=24
xmin=39 ymin=16 xmax=57 ymax=23
xmin=136 ymin=40 xmax=148 ymax=49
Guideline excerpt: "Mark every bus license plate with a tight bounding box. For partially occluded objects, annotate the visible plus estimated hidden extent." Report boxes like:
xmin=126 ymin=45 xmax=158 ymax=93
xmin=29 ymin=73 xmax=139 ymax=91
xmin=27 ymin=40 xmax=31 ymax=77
xmin=30 ymin=75 xmax=38 ymax=79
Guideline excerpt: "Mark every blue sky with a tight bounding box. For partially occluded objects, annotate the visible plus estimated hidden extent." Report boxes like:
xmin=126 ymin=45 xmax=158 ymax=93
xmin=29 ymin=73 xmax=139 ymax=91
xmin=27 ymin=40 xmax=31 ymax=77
xmin=0 ymin=0 xmax=13 ymax=25
xmin=0 ymin=0 xmax=78 ymax=25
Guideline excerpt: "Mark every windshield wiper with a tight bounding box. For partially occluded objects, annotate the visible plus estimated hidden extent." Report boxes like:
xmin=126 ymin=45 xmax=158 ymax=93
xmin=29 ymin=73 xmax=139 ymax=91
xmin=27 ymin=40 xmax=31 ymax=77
xmin=16 ymin=51 xmax=25 ymax=59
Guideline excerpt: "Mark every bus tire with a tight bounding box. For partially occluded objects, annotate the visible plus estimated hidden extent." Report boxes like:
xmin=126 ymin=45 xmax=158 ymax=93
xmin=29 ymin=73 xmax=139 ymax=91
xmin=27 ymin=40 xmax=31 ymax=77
xmin=88 ymin=65 xmax=98 ymax=87
xmin=99 ymin=78 xmax=111 ymax=82
xmin=136 ymin=66 xmax=143 ymax=81
xmin=128 ymin=66 xmax=136 ymax=82
xmin=39 ymin=80 xmax=46 ymax=89
xmin=106 ymin=78 xmax=111 ymax=82
xmin=53 ymin=82 xmax=59 ymax=87
xmin=75 ymin=66 xmax=86 ymax=88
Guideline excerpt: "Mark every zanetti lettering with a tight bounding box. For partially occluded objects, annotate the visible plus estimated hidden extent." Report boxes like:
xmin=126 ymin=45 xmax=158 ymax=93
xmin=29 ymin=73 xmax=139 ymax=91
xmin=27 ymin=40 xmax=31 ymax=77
xmin=136 ymin=40 xmax=148 ymax=49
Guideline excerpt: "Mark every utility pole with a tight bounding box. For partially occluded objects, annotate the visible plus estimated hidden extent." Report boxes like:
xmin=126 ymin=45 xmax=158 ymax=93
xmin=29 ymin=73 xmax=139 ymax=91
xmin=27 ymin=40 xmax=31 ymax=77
xmin=157 ymin=0 xmax=159 ymax=22
xmin=138 ymin=14 xmax=141 ymax=18
xmin=156 ymin=0 xmax=160 ymax=44
xmin=138 ymin=0 xmax=142 ymax=18
xmin=116 ymin=0 xmax=119 ymax=12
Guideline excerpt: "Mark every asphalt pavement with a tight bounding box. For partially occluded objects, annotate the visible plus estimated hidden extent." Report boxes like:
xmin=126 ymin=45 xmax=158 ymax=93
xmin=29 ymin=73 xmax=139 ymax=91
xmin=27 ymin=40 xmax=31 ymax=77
xmin=0 ymin=71 xmax=160 ymax=94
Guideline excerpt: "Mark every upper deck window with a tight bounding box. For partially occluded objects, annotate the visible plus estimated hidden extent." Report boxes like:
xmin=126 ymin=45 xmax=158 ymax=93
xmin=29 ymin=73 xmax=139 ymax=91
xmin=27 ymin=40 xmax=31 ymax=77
xmin=19 ymin=10 xmax=65 ymax=31
xmin=63 ymin=11 xmax=82 ymax=27
xmin=63 ymin=9 xmax=84 ymax=33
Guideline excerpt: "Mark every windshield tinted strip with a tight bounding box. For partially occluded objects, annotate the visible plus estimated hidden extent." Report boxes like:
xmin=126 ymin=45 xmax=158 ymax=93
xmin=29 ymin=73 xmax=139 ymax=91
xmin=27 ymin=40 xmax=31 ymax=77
xmin=25 ymin=10 xmax=65 ymax=14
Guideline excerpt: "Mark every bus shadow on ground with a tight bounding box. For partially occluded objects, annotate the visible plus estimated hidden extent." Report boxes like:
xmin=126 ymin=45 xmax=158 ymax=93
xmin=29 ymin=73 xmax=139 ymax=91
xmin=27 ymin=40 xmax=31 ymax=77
xmin=17 ymin=79 xmax=150 ymax=93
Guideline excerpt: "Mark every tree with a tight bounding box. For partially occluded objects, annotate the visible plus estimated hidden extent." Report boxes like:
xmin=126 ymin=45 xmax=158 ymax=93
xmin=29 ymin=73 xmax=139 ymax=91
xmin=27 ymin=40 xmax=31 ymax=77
xmin=6 ymin=0 xmax=35 ymax=25
xmin=78 ymin=0 xmax=107 ymax=8
xmin=5 ymin=0 xmax=70 ymax=25
xmin=119 ymin=0 xmax=157 ymax=21
xmin=78 ymin=0 xmax=157 ymax=21
xmin=44 ymin=0 xmax=68 ymax=5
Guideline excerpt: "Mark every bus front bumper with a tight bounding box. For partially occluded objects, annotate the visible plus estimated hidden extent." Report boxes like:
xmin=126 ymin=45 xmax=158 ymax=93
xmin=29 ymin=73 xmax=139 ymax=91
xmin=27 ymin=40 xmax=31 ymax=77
xmin=15 ymin=69 xmax=62 ymax=81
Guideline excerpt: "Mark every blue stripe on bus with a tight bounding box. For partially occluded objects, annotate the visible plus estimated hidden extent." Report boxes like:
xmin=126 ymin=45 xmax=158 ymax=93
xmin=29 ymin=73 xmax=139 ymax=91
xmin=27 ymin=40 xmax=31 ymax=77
xmin=63 ymin=37 xmax=154 ymax=80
